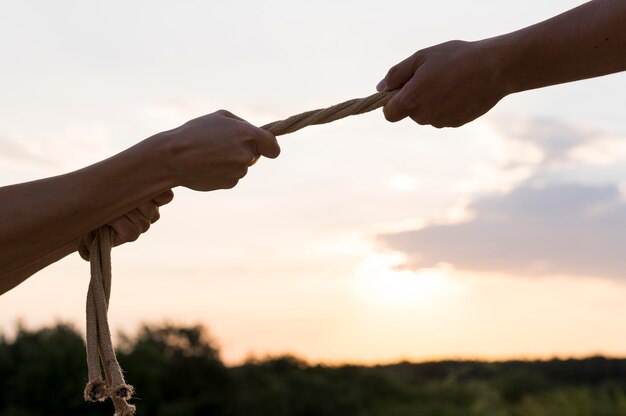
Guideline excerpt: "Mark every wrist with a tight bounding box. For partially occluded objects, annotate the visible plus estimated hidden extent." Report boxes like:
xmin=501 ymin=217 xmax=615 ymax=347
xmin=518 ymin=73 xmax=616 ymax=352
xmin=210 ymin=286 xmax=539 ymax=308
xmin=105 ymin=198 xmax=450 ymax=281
xmin=477 ymin=34 xmax=521 ymax=97
xmin=142 ymin=130 xmax=183 ymax=189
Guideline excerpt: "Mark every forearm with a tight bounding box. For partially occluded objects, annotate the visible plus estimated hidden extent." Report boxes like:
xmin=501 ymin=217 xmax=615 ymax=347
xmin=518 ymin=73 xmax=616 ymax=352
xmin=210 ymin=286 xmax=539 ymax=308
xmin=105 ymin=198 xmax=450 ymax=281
xmin=490 ymin=0 xmax=626 ymax=94
xmin=0 ymin=240 xmax=78 ymax=294
xmin=0 ymin=133 xmax=175 ymax=290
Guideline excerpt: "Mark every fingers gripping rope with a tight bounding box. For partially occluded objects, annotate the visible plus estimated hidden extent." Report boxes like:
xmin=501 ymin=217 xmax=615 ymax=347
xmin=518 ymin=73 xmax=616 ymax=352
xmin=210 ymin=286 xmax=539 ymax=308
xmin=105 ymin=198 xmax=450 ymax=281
xmin=78 ymin=90 xmax=396 ymax=415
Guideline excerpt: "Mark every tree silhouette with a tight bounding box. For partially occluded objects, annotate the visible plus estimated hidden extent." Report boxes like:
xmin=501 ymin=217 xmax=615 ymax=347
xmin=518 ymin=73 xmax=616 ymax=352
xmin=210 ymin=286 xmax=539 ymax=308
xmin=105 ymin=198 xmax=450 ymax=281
xmin=3 ymin=323 xmax=626 ymax=416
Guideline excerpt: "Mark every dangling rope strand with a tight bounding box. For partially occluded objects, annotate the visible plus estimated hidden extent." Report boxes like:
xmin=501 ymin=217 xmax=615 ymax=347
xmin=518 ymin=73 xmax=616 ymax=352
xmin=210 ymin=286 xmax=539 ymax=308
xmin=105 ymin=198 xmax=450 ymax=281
xmin=78 ymin=90 xmax=396 ymax=415
xmin=80 ymin=228 xmax=135 ymax=416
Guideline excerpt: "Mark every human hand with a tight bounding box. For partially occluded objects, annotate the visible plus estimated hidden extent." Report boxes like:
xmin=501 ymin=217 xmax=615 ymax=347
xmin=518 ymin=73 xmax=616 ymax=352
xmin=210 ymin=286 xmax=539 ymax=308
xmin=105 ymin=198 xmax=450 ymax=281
xmin=161 ymin=110 xmax=280 ymax=191
xmin=107 ymin=189 xmax=174 ymax=246
xmin=377 ymin=40 xmax=510 ymax=128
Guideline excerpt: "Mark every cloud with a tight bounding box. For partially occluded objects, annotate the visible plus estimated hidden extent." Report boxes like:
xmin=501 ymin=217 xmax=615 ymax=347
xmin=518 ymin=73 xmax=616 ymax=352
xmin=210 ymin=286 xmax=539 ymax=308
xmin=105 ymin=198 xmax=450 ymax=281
xmin=379 ymin=182 xmax=626 ymax=279
xmin=492 ymin=117 xmax=626 ymax=169
xmin=376 ymin=117 xmax=626 ymax=279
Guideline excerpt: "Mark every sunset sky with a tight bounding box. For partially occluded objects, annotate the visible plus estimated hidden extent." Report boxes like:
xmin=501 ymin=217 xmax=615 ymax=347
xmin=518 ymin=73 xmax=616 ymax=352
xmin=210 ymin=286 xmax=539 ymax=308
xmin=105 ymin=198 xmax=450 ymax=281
xmin=2 ymin=0 xmax=626 ymax=365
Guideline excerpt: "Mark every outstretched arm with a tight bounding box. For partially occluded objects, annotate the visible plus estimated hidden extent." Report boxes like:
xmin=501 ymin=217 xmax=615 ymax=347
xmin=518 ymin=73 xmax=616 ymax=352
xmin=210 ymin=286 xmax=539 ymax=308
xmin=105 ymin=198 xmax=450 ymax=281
xmin=0 ymin=110 xmax=280 ymax=295
xmin=378 ymin=0 xmax=626 ymax=127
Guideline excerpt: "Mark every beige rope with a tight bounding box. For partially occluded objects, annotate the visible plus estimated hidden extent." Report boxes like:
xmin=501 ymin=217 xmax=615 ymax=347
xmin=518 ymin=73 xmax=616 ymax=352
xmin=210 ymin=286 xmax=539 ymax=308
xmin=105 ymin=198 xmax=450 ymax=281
xmin=261 ymin=90 xmax=396 ymax=136
xmin=78 ymin=90 xmax=396 ymax=415
xmin=79 ymin=228 xmax=135 ymax=416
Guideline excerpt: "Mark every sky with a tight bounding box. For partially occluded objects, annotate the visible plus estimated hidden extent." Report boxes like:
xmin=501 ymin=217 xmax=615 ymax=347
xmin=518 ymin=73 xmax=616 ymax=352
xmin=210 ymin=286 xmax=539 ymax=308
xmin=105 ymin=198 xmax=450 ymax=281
xmin=2 ymin=0 xmax=626 ymax=365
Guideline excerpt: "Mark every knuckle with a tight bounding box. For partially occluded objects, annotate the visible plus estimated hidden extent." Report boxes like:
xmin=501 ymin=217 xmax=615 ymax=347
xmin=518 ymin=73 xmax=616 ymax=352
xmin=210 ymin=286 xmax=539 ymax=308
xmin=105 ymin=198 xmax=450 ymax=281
xmin=446 ymin=39 xmax=466 ymax=47
xmin=412 ymin=49 xmax=425 ymax=61
xmin=123 ymin=228 xmax=140 ymax=243
xmin=180 ymin=118 xmax=196 ymax=129
xmin=223 ymin=179 xmax=239 ymax=189
xmin=143 ymin=204 xmax=157 ymax=219
xmin=410 ymin=111 xmax=430 ymax=126
xmin=154 ymin=190 xmax=174 ymax=205
xmin=386 ymin=64 xmax=402 ymax=81
xmin=236 ymin=166 xmax=249 ymax=179
xmin=410 ymin=116 xmax=427 ymax=126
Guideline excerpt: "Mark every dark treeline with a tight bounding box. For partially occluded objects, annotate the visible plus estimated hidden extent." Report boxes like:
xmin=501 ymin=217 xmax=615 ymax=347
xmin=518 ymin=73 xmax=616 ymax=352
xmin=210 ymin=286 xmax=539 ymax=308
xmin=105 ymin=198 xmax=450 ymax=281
xmin=2 ymin=323 xmax=626 ymax=416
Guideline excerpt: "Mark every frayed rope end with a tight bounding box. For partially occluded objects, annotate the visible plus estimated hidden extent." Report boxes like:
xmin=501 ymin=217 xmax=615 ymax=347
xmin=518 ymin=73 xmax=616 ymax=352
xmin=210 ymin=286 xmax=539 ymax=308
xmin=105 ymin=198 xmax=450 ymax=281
xmin=84 ymin=380 xmax=108 ymax=402
xmin=109 ymin=384 xmax=134 ymax=401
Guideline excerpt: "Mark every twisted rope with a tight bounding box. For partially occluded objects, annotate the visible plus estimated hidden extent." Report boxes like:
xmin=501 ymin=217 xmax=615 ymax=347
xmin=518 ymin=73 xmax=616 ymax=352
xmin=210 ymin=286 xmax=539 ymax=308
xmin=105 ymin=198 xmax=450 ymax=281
xmin=79 ymin=228 xmax=135 ymax=416
xmin=78 ymin=90 xmax=395 ymax=415
xmin=261 ymin=90 xmax=396 ymax=136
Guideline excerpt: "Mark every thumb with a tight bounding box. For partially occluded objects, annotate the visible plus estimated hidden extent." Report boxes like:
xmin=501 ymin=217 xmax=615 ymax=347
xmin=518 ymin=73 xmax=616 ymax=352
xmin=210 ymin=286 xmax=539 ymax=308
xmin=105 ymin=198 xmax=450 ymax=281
xmin=377 ymin=52 xmax=423 ymax=92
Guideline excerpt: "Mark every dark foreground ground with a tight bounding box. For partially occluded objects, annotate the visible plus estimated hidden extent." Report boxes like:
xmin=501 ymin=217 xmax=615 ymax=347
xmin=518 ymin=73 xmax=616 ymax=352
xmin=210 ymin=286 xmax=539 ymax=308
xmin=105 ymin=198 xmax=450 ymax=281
xmin=1 ymin=323 xmax=626 ymax=416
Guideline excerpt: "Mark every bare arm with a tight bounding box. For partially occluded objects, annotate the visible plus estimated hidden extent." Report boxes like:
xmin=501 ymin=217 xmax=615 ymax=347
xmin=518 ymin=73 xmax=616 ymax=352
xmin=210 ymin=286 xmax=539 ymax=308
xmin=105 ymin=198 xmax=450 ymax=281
xmin=378 ymin=0 xmax=626 ymax=127
xmin=0 ymin=110 xmax=280 ymax=295
xmin=1 ymin=241 xmax=78 ymax=293
xmin=501 ymin=0 xmax=626 ymax=93
xmin=0 ymin=191 xmax=174 ymax=294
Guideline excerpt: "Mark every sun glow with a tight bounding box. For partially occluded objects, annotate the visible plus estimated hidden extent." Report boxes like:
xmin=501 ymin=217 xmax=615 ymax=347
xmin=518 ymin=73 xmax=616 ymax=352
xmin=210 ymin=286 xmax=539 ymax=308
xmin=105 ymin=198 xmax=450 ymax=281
xmin=353 ymin=252 xmax=460 ymax=308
